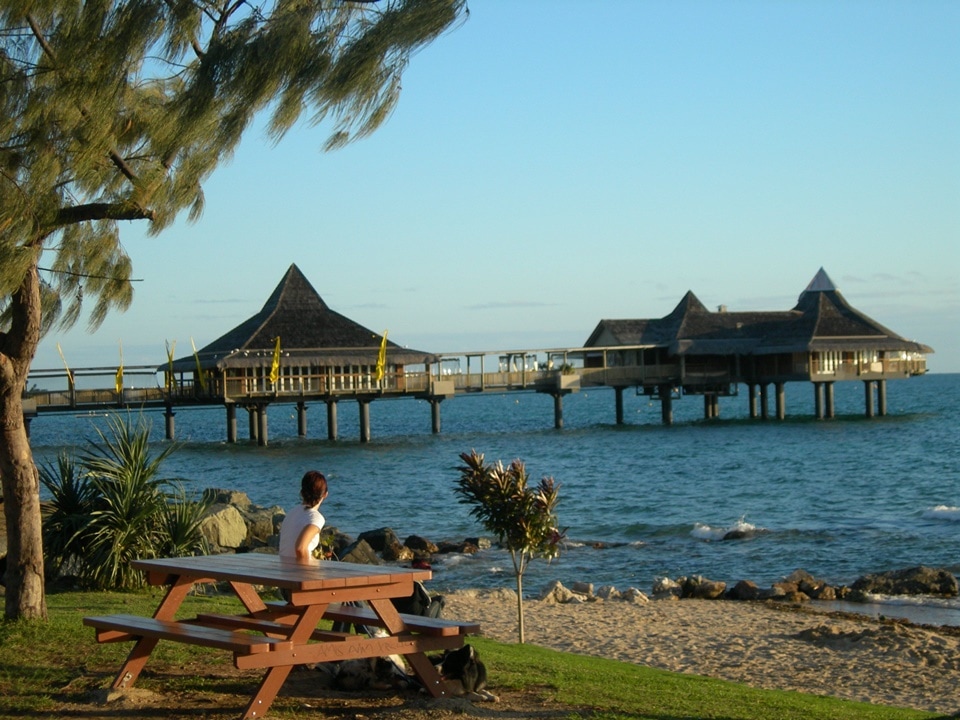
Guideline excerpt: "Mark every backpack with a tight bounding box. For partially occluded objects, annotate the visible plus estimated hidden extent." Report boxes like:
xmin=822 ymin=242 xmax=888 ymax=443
xmin=393 ymin=580 xmax=445 ymax=618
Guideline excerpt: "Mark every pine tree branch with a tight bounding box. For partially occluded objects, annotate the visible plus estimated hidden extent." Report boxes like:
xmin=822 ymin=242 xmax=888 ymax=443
xmin=54 ymin=202 xmax=155 ymax=226
xmin=25 ymin=13 xmax=140 ymax=184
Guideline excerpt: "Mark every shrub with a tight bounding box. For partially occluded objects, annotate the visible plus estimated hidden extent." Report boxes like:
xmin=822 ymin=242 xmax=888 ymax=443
xmin=40 ymin=414 xmax=209 ymax=589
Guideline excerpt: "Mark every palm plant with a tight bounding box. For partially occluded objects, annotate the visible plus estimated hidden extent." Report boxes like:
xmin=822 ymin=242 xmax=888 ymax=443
xmin=78 ymin=415 xmax=176 ymax=589
xmin=454 ymin=450 xmax=564 ymax=643
xmin=41 ymin=414 xmax=207 ymax=590
xmin=39 ymin=452 xmax=96 ymax=579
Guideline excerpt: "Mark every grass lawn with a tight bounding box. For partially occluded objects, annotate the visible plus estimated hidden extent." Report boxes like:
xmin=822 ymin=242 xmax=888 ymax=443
xmin=0 ymin=588 xmax=947 ymax=720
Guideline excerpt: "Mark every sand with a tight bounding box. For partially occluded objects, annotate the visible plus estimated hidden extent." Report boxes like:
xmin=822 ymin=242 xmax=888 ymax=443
xmin=443 ymin=589 xmax=960 ymax=714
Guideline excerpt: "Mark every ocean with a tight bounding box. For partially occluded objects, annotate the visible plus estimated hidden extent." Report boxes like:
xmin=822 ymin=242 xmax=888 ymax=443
xmin=29 ymin=373 xmax=960 ymax=625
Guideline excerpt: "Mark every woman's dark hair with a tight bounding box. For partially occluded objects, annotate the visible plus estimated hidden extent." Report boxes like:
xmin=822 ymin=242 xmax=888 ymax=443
xmin=300 ymin=470 xmax=328 ymax=507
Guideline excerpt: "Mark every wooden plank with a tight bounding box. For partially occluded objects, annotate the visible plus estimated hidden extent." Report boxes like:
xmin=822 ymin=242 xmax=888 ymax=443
xmin=83 ymin=614 xmax=293 ymax=655
xmin=320 ymin=604 xmax=481 ymax=637
xmin=132 ymin=554 xmax=432 ymax=592
xmin=192 ymin=613 xmax=361 ymax=644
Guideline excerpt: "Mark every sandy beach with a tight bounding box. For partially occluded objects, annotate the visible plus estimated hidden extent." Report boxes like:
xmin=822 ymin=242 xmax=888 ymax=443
xmin=444 ymin=589 xmax=960 ymax=714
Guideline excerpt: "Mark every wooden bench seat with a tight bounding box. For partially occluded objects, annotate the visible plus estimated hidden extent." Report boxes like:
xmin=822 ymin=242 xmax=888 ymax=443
xmin=319 ymin=604 xmax=481 ymax=637
xmin=83 ymin=614 xmax=293 ymax=655
xmin=191 ymin=612 xmax=362 ymax=643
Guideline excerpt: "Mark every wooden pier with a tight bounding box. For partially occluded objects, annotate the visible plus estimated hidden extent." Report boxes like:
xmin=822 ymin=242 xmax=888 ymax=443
xmin=22 ymin=343 xmax=927 ymax=445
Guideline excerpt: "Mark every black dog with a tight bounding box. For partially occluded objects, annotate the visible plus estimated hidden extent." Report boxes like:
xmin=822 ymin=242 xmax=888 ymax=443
xmin=432 ymin=644 xmax=497 ymax=701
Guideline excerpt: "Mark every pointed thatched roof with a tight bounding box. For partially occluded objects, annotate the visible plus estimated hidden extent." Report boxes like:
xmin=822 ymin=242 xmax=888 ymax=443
xmin=169 ymin=264 xmax=437 ymax=372
xmin=585 ymin=268 xmax=933 ymax=357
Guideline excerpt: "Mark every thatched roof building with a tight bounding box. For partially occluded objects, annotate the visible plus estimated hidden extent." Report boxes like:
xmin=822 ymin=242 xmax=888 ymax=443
xmin=166 ymin=264 xmax=436 ymax=401
xmin=585 ymin=268 xmax=932 ymax=385
xmin=170 ymin=264 xmax=436 ymax=373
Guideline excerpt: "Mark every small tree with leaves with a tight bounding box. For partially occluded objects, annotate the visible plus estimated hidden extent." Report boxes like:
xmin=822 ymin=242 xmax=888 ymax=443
xmin=454 ymin=450 xmax=564 ymax=643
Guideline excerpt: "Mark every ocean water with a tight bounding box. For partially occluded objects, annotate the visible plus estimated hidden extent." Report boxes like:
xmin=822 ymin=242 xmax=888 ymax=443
xmin=30 ymin=373 xmax=960 ymax=624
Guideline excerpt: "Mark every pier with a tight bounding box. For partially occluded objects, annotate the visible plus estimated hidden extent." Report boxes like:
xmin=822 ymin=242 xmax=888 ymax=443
xmin=22 ymin=342 xmax=927 ymax=445
xmin=22 ymin=266 xmax=931 ymax=444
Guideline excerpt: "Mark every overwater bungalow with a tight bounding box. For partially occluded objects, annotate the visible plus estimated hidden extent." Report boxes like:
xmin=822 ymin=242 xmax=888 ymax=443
xmin=583 ymin=268 xmax=932 ymax=421
xmin=165 ymin=264 xmax=439 ymax=442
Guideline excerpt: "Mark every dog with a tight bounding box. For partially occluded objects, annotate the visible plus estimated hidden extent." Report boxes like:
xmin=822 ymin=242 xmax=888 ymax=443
xmin=432 ymin=644 xmax=498 ymax=702
xmin=332 ymin=655 xmax=411 ymax=691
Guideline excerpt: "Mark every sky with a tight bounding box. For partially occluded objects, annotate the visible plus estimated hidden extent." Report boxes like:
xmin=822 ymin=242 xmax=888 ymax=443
xmin=34 ymin=1 xmax=959 ymax=376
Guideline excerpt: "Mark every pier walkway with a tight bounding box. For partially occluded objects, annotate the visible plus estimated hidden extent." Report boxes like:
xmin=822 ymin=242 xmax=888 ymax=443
xmin=22 ymin=344 xmax=924 ymax=444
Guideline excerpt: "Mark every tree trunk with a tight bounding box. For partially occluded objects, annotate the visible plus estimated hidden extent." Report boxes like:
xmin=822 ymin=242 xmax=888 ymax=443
xmin=515 ymin=571 xmax=524 ymax=644
xmin=0 ymin=264 xmax=47 ymax=620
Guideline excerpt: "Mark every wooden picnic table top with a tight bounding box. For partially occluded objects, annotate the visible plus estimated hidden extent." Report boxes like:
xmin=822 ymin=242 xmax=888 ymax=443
xmin=133 ymin=553 xmax=433 ymax=590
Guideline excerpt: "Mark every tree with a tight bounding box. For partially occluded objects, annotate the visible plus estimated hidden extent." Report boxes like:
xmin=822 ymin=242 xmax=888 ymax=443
xmin=454 ymin=450 xmax=564 ymax=644
xmin=0 ymin=0 xmax=466 ymax=620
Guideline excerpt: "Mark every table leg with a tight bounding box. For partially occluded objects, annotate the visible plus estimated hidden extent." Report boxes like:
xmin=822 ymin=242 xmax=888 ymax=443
xmin=242 ymin=665 xmax=294 ymax=720
xmin=242 ymin=603 xmax=327 ymax=718
xmin=366 ymin=598 xmax=450 ymax=698
xmin=112 ymin=575 xmax=194 ymax=688
xmin=231 ymin=580 xmax=268 ymax=613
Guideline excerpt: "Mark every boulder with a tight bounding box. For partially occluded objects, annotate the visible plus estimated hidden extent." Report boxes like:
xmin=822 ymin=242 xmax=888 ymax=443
xmin=381 ymin=540 xmax=414 ymax=562
xmin=571 ymin=581 xmax=594 ymax=597
xmin=681 ymin=575 xmax=726 ymax=600
xmin=436 ymin=540 xmax=480 ymax=554
xmin=203 ymin=489 xmax=252 ymax=509
xmin=596 ymin=585 xmax=621 ymax=600
xmin=850 ymin=566 xmax=959 ymax=600
xmin=539 ymin=580 xmax=588 ymax=604
xmin=339 ymin=539 xmax=382 ymax=566
xmin=404 ymin=535 xmax=438 ymax=555
xmin=727 ymin=579 xmax=761 ymax=601
xmin=622 ymin=588 xmax=649 ymax=603
xmin=358 ymin=527 xmax=401 ymax=553
xmin=200 ymin=504 xmax=248 ymax=551
xmin=652 ymin=576 xmax=682 ymax=599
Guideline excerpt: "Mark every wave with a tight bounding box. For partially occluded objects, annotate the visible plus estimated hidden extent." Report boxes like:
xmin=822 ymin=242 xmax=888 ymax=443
xmin=691 ymin=517 xmax=766 ymax=541
xmin=922 ymin=505 xmax=960 ymax=522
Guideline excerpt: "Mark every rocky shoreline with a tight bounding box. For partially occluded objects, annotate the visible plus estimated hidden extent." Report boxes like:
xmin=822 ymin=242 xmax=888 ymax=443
xmin=200 ymin=489 xmax=960 ymax=608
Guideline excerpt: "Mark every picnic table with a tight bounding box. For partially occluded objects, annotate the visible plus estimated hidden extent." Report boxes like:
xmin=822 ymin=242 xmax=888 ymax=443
xmin=84 ymin=553 xmax=480 ymax=719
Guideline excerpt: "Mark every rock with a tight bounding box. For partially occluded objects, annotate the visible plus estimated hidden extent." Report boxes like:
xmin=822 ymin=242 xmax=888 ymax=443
xmin=404 ymin=535 xmax=438 ymax=555
xmin=436 ymin=540 xmax=480 ymax=554
xmin=770 ymin=581 xmax=799 ymax=598
xmin=571 ymin=581 xmax=594 ymax=597
xmin=727 ymin=579 xmax=761 ymax=601
xmin=203 ymin=489 xmax=252 ymax=508
xmin=200 ymin=504 xmax=248 ymax=550
xmin=808 ymin=584 xmax=836 ymax=601
xmin=357 ymin=527 xmax=401 ymax=553
xmin=338 ymin=539 xmax=381 ymax=565
xmin=652 ymin=577 xmax=682 ymax=599
xmin=681 ymin=575 xmax=727 ymax=600
xmin=779 ymin=590 xmax=811 ymax=603
xmin=381 ymin=540 xmax=414 ymax=562
xmin=622 ymin=587 xmax=649 ymax=603
xmin=236 ymin=504 xmax=283 ymax=548
xmin=850 ymin=566 xmax=959 ymax=600
xmin=540 ymin=580 xmax=574 ymax=604
xmin=539 ymin=580 xmax=589 ymax=604
xmin=596 ymin=585 xmax=621 ymax=600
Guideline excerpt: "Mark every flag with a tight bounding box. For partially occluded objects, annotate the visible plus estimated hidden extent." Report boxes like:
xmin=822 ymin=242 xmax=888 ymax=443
xmin=165 ymin=339 xmax=176 ymax=392
xmin=191 ymin=337 xmax=206 ymax=392
xmin=115 ymin=340 xmax=124 ymax=394
xmin=375 ymin=330 xmax=388 ymax=382
xmin=269 ymin=336 xmax=281 ymax=385
xmin=56 ymin=342 xmax=73 ymax=388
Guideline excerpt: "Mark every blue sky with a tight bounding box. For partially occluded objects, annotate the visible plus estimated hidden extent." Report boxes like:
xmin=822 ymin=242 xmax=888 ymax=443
xmin=36 ymin=1 xmax=959 ymax=375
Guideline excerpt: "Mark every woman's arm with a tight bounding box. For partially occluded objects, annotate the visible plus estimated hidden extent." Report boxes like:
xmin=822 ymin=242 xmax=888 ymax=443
xmin=293 ymin=524 xmax=321 ymax=561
